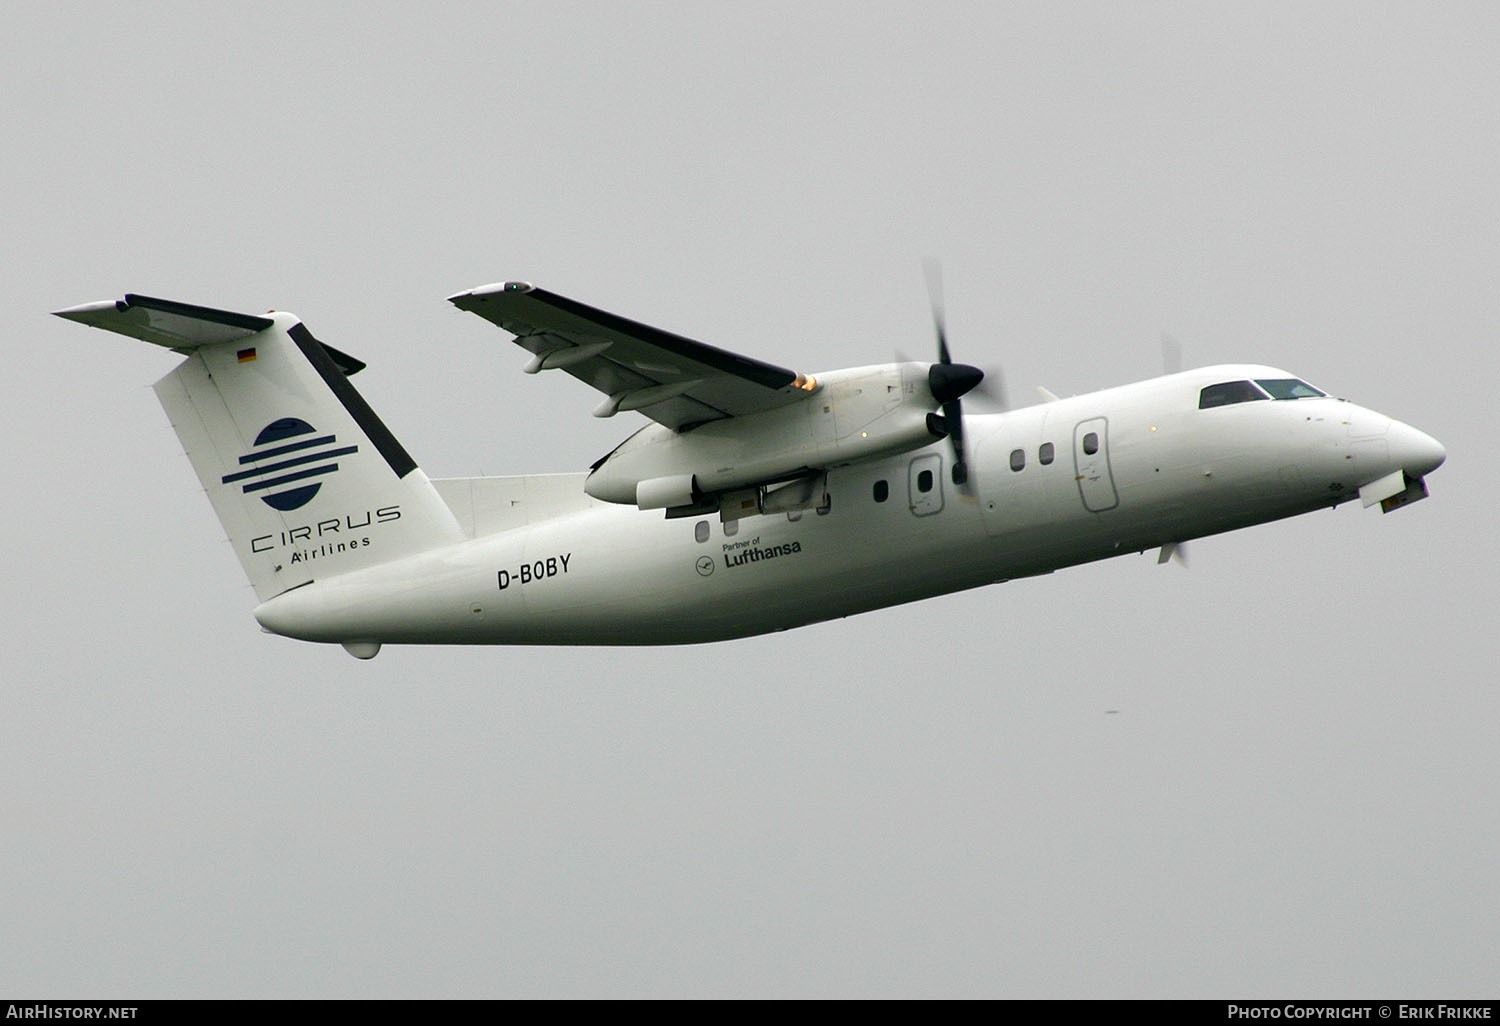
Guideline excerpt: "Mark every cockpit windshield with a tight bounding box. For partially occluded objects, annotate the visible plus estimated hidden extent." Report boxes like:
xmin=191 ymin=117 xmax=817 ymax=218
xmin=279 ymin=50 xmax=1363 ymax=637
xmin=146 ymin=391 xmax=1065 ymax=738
xmin=1198 ymin=380 xmax=1269 ymax=409
xmin=1255 ymin=378 xmax=1325 ymax=400
xmin=1199 ymin=378 xmax=1325 ymax=409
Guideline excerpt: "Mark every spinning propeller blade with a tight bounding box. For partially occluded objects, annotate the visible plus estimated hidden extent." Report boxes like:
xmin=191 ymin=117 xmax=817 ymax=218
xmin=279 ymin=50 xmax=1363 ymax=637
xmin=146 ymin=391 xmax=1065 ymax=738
xmin=923 ymin=260 xmax=986 ymax=490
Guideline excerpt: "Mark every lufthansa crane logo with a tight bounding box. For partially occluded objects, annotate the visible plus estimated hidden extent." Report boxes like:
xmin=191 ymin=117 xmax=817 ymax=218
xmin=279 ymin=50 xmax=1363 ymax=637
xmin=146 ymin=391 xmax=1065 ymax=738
xmin=221 ymin=418 xmax=359 ymax=511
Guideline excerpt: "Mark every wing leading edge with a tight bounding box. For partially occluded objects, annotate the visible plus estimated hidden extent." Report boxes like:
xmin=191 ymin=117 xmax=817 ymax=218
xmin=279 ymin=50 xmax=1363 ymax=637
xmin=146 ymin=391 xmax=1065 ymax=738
xmin=447 ymin=281 xmax=817 ymax=429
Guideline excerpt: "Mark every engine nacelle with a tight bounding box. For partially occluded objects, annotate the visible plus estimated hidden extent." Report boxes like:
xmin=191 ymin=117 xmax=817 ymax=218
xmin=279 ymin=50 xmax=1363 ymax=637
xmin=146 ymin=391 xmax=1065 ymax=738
xmin=585 ymin=363 xmax=942 ymax=508
xmin=634 ymin=473 xmax=700 ymax=511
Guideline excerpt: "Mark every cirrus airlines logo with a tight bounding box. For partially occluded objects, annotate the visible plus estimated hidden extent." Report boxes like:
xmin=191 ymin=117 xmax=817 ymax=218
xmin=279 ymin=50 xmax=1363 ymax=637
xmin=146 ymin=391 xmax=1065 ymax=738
xmin=221 ymin=418 xmax=359 ymax=511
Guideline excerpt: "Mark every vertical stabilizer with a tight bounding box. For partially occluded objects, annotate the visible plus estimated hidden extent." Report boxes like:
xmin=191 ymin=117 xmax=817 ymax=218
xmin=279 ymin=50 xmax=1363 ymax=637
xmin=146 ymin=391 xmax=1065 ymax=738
xmin=56 ymin=295 xmax=464 ymax=601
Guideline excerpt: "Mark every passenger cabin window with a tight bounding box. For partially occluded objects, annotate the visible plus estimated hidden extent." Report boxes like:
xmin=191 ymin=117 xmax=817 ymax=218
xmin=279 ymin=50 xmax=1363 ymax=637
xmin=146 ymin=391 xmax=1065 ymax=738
xmin=917 ymin=469 xmax=934 ymax=493
xmin=1199 ymin=380 xmax=1270 ymax=409
xmin=873 ymin=480 xmax=889 ymax=503
xmin=723 ymin=520 xmax=738 ymax=537
xmin=1010 ymin=448 xmax=1025 ymax=472
xmin=694 ymin=521 xmax=709 ymax=543
xmin=1039 ymin=442 xmax=1055 ymax=465
xmin=1083 ymin=432 xmax=1099 ymax=456
xmin=1256 ymin=378 xmax=1326 ymax=400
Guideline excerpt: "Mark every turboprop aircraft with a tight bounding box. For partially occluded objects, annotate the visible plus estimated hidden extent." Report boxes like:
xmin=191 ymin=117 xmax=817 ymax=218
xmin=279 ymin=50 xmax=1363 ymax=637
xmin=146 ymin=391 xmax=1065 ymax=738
xmin=54 ymin=283 xmax=1446 ymax=659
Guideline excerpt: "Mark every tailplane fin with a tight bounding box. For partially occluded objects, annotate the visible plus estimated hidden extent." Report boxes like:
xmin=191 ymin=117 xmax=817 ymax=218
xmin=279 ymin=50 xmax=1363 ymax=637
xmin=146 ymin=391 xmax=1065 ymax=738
xmin=56 ymin=294 xmax=463 ymax=601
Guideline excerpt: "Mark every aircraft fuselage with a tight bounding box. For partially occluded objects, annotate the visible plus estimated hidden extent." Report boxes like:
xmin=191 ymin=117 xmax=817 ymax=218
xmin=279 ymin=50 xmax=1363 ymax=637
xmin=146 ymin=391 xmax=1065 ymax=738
xmin=251 ymin=364 xmax=1445 ymax=648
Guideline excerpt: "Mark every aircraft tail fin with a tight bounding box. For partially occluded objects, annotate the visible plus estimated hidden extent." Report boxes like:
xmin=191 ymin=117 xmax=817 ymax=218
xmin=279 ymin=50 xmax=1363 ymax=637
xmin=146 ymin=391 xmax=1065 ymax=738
xmin=55 ymin=294 xmax=464 ymax=602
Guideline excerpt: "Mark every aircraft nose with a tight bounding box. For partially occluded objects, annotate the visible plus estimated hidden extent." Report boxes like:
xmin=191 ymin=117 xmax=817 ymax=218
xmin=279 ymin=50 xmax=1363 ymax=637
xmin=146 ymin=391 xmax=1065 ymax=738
xmin=1388 ymin=420 xmax=1446 ymax=478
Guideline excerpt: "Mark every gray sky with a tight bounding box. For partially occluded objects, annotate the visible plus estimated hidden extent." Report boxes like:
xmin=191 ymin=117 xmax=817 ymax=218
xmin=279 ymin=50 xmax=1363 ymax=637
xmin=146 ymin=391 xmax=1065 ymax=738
xmin=6 ymin=0 xmax=1497 ymax=998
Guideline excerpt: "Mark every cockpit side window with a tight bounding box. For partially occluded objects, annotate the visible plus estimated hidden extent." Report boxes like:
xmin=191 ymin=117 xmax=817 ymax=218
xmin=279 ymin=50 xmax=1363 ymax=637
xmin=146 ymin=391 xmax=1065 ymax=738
xmin=1199 ymin=380 xmax=1270 ymax=409
xmin=1255 ymin=378 xmax=1326 ymax=400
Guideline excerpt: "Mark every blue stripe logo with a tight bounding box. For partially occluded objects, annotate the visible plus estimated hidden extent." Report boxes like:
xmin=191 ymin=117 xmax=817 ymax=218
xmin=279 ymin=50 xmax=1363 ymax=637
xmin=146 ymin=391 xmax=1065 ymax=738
xmin=223 ymin=418 xmax=358 ymax=511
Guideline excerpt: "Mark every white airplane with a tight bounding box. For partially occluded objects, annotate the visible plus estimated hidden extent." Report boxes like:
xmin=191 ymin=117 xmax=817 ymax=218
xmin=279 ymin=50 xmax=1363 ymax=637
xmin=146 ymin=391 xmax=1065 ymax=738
xmin=55 ymin=283 xmax=1446 ymax=659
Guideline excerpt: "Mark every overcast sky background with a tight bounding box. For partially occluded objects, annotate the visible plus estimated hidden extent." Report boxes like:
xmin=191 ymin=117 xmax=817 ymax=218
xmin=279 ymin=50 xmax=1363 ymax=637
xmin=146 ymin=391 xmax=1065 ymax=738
xmin=5 ymin=1 xmax=1496 ymax=998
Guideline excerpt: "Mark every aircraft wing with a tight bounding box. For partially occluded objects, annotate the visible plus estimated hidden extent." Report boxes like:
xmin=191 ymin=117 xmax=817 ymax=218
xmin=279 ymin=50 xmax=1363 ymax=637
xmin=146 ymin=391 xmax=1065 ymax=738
xmin=447 ymin=282 xmax=816 ymax=429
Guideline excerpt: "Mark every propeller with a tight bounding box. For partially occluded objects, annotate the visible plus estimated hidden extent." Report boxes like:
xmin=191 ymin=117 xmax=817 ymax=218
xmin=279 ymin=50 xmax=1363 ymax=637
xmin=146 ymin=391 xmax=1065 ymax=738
xmin=923 ymin=260 xmax=989 ymax=489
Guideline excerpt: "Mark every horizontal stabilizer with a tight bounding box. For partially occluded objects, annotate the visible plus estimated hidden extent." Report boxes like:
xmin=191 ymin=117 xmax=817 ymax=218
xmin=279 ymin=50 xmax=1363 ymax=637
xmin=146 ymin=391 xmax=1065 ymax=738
xmin=54 ymin=294 xmax=366 ymax=375
xmin=54 ymin=294 xmax=273 ymax=349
